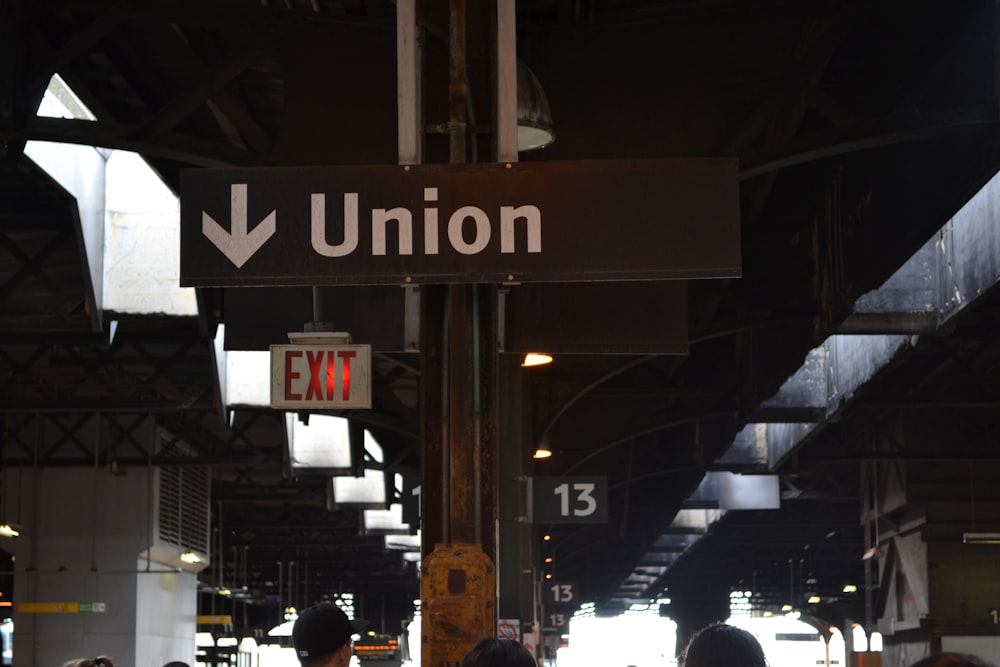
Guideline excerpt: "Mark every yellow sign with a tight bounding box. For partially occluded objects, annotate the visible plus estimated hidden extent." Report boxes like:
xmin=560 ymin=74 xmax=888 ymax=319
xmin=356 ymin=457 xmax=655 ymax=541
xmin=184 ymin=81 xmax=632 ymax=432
xmin=197 ymin=614 xmax=232 ymax=625
xmin=20 ymin=602 xmax=76 ymax=614
xmin=18 ymin=602 xmax=107 ymax=614
xmin=421 ymin=544 xmax=495 ymax=667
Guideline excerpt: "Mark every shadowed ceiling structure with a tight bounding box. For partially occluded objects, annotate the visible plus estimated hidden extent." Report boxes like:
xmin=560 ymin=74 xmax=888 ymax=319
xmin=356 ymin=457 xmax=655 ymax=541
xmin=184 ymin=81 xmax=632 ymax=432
xmin=3 ymin=0 xmax=1000 ymax=639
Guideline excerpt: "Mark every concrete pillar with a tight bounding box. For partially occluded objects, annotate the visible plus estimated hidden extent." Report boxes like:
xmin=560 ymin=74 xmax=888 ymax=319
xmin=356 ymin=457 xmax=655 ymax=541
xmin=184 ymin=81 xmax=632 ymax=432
xmin=2 ymin=416 xmax=201 ymax=667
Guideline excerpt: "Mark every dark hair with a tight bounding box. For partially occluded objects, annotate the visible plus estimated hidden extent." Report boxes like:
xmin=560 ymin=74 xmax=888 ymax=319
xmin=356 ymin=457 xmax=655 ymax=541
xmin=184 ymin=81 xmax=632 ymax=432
xmin=911 ymin=653 xmax=995 ymax=667
xmin=462 ymin=638 xmax=536 ymax=667
xmin=62 ymin=658 xmax=115 ymax=667
xmin=681 ymin=623 xmax=768 ymax=667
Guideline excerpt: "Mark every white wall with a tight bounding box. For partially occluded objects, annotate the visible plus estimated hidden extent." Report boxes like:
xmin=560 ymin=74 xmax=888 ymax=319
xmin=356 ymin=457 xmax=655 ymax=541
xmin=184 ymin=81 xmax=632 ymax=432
xmin=7 ymin=423 xmax=197 ymax=666
xmin=134 ymin=567 xmax=198 ymax=667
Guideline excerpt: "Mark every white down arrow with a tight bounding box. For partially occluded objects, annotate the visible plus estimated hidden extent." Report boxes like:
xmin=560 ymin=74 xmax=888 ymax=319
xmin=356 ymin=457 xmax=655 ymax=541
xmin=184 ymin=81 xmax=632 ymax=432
xmin=202 ymin=184 xmax=276 ymax=268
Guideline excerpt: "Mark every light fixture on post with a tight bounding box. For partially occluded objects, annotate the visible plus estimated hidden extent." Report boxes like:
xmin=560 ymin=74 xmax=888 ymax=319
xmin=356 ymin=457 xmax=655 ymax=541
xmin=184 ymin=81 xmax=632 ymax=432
xmin=517 ymin=60 xmax=555 ymax=152
xmin=521 ymin=353 xmax=553 ymax=368
xmin=533 ymin=436 xmax=553 ymax=459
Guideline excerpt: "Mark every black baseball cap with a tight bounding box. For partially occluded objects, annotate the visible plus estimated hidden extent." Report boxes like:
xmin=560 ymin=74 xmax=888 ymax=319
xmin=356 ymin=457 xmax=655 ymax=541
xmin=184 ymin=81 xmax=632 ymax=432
xmin=292 ymin=603 xmax=369 ymax=659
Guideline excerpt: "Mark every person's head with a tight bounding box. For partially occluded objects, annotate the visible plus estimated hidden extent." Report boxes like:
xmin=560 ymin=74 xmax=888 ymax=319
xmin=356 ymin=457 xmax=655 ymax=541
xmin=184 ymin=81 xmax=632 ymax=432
xmin=681 ymin=623 xmax=768 ymax=667
xmin=62 ymin=658 xmax=115 ymax=667
xmin=462 ymin=638 xmax=536 ymax=667
xmin=911 ymin=653 xmax=995 ymax=667
xmin=292 ymin=602 xmax=369 ymax=666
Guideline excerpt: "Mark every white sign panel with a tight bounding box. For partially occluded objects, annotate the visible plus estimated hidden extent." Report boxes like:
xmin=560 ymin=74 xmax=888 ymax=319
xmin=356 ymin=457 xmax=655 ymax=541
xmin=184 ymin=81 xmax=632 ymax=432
xmin=497 ymin=619 xmax=521 ymax=642
xmin=270 ymin=343 xmax=372 ymax=409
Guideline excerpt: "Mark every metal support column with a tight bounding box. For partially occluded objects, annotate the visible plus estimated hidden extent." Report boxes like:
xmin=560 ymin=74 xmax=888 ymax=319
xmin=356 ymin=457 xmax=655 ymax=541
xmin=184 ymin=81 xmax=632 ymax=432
xmin=418 ymin=1 xmax=500 ymax=666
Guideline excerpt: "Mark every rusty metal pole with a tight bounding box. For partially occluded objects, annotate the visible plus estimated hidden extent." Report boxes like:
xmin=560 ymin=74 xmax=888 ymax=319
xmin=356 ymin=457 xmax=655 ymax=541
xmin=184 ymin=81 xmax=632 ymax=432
xmin=419 ymin=1 xmax=499 ymax=666
xmin=446 ymin=0 xmax=472 ymax=540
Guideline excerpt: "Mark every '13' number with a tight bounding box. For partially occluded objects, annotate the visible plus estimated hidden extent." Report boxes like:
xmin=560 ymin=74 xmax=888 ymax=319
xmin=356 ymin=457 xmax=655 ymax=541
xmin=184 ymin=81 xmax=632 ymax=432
xmin=554 ymin=482 xmax=597 ymax=517
xmin=550 ymin=584 xmax=574 ymax=603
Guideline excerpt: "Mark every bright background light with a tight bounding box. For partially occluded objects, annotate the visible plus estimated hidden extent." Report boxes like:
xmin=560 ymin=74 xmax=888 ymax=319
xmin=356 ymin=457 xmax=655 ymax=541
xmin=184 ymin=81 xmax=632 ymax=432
xmin=557 ymin=613 xmax=677 ymax=667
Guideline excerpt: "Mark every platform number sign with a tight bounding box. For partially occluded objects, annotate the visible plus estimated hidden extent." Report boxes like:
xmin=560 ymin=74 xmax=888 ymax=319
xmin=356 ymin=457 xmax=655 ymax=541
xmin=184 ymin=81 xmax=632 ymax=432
xmin=543 ymin=582 xmax=577 ymax=605
xmin=528 ymin=476 xmax=608 ymax=524
xmin=545 ymin=612 xmax=567 ymax=631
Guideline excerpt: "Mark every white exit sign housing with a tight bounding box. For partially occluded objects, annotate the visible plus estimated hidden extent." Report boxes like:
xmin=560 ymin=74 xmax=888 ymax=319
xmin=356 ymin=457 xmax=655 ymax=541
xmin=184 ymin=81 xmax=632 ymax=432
xmin=270 ymin=342 xmax=372 ymax=409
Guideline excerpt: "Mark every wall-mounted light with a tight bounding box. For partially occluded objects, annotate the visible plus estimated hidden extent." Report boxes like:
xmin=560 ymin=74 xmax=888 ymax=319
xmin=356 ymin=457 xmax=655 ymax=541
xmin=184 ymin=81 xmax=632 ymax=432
xmin=807 ymin=595 xmax=821 ymax=604
xmin=544 ymin=557 xmax=553 ymax=563
xmin=543 ymin=534 xmax=551 ymax=541
xmin=522 ymin=353 xmax=553 ymax=368
xmin=180 ymin=551 xmax=202 ymax=564
xmin=0 ymin=524 xmax=19 ymax=538
xmin=781 ymin=604 xmax=793 ymax=612
xmin=533 ymin=439 xmax=553 ymax=459
xmin=842 ymin=584 xmax=858 ymax=593
xmin=963 ymin=532 xmax=1000 ymax=544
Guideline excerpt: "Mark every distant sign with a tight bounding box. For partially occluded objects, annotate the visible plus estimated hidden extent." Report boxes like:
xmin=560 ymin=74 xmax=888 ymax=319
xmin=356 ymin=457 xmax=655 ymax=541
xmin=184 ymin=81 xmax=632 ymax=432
xmin=19 ymin=602 xmax=106 ymax=614
xmin=541 ymin=582 xmax=578 ymax=606
xmin=197 ymin=614 xmax=233 ymax=625
xmin=270 ymin=343 xmax=372 ymax=409
xmin=498 ymin=619 xmax=521 ymax=641
xmin=543 ymin=612 xmax=567 ymax=631
xmin=529 ymin=476 xmax=608 ymax=524
xmin=180 ymin=159 xmax=740 ymax=287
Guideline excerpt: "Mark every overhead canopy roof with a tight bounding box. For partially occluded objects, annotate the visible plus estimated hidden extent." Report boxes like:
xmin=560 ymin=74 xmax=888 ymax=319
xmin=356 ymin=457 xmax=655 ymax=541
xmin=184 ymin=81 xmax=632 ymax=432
xmin=3 ymin=0 xmax=1000 ymax=635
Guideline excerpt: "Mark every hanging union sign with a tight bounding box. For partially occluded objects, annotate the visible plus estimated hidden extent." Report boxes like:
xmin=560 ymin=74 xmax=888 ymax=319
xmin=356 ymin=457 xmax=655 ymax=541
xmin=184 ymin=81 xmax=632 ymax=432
xmin=180 ymin=159 xmax=740 ymax=287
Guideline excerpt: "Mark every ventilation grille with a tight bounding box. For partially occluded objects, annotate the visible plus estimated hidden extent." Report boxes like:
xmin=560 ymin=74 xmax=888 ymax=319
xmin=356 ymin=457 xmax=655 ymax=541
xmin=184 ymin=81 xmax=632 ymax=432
xmin=155 ymin=463 xmax=211 ymax=556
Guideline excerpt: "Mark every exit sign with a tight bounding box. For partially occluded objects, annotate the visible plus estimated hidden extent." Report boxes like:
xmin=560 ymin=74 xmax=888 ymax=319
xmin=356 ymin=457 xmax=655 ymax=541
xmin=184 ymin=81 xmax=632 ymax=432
xmin=270 ymin=343 xmax=372 ymax=409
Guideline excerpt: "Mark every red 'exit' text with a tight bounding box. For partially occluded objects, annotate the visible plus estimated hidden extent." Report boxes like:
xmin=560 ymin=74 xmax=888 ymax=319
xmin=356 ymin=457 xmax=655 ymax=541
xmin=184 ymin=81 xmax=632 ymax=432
xmin=270 ymin=343 xmax=372 ymax=409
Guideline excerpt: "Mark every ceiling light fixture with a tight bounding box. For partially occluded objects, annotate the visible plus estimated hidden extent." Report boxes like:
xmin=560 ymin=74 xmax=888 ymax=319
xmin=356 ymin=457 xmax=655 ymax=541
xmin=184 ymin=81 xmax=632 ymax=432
xmin=861 ymin=547 xmax=885 ymax=560
xmin=963 ymin=532 xmax=1000 ymax=544
xmin=842 ymin=584 xmax=858 ymax=593
xmin=522 ymin=353 xmax=553 ymax=368
xmin=180 ymin=551 xmax=202 ymax=564
xmin=807 ymin=595 xmax=821 ymax=604
xmin=517 ymin=61 xmax=555 ymax=152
